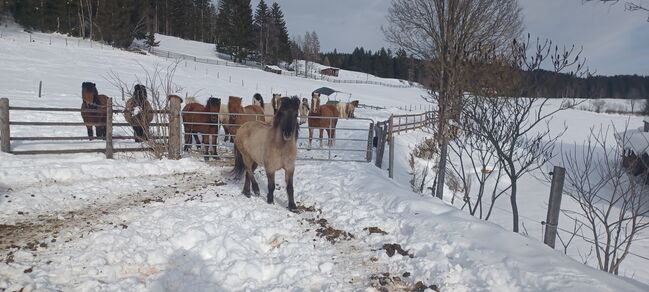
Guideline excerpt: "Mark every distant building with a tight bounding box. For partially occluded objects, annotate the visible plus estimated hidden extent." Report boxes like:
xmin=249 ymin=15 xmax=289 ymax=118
xmin=320 ymin=67 xmax=340 ymax=77
xmin=264 ymin=65 xmax=282 ymax=75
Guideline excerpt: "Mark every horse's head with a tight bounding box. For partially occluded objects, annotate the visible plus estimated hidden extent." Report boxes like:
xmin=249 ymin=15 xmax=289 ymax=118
xmin=81 ymin=82 xmax=98 ymax=104
xmin=301 ymin=98 xmax=310 ymax=111
xmin=253 ymin=93 xmax=264 ymax=108
xmin=350 ymin=100 xmax=359 ymax=108
xmin=228 ymin=96 xmax=243 ymax=113
xmin=311 ymin=92 xmax=321 ymax=114
xmin=206 ymin=97 xmax=221 ymax=122
xmin=133 ymin=84 xmax=147 ymax=105
xmin=275 ymin=96 xmax=300 ymax=141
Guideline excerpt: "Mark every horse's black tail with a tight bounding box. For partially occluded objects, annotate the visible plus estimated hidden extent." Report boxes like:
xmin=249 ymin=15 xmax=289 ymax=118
xmin=231 ymin=145 xmax=245 ymax=180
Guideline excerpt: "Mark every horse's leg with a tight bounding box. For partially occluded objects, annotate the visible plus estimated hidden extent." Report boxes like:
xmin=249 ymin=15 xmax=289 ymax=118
xmin=308 ymin=128 xmax=313 ymax=148
xmin=243 ymin=172 xmax=252 ymax=198
xmin=266 ymin=171 xmax=275 ymax=204
xmin=249 ymin=162 xmax=260 ymax=196
xmin=202 ymin=134 xmax=210 ymax=161
xmin=319 ymin=128 xmax=324 ymax=148
xmin=183 ymin=132 xmax=191 ymax=152
xmin=285 ymin=168 xmax=297 ymax=211
xmin=86 ymin=126 xmax=94 ymax=140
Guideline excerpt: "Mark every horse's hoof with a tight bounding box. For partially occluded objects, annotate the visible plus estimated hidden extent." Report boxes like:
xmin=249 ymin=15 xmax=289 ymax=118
xmin=267 ymin=199 xmax=274 ymax=205
xmin=288 ymin=204 xmax=298 ymax=212
xmin=243 ymin=192 xmax=251 ymax=198
xmin=203 ymin=157 xmax=210 ymax=162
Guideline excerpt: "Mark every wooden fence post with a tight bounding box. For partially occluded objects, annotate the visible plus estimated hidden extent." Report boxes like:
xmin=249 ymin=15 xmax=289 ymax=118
xmin=375 ymin=122 xmax=388 ymax=168
xmin=168 ymin=95 xmax=182 ymax=160
xmin=105 ymin=98 xmax=114 ymax=159
xmin=366 ymin=122 xmax=374 ymax=162
xmin=388 ymin=115 xmax=395 ymax=178
xmin=544 ymin=166 xmax=566 ymax=249
xmin=0 ymin=98 xmax=10 ymax=153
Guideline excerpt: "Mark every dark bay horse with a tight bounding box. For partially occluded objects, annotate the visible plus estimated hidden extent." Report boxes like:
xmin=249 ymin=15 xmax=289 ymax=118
xmin=181 ymin=97 xmax=221 ymax=158
xmin=81 ymin=82 xmax=110 ymax=140
xmin=308 ymin=92 xmax=339 ymax=147
xmin=227 ymin=96 xmax=264 ymax=140
xmin=232 ymin=96 xmax=301 ymax=211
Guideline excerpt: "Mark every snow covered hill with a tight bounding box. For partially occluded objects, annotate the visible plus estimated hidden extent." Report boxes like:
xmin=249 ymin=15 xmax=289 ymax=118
xmin=1 ymin=24 xmax=648 ymax=291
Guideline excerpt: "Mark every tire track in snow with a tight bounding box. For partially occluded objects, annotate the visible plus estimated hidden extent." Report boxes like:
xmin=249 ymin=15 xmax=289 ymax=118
xmin=0 ymin=171 xmax=218 ymax=260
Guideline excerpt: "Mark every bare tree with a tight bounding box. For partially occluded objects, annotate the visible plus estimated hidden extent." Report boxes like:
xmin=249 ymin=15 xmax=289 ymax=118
xmin=383 ymin=0 xmax=524 ymax=200
xmin=585 ymin=0 xmax=649 ymax=21
xmin=561 ymin=124 xmax=649 ymax=274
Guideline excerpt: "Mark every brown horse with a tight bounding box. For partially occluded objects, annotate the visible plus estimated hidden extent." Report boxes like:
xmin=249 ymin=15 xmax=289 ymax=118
xmin=271 ymin=94 xmax=284 ymax=114
xmin=227 ymin=96 xmax=264 ymax=140
xmin=181 ymin=97 xmax=221 ymax=158
xmin=81 ymin=82 xmax=110 ymax=140
xmin=337 ymin=100 xmax=360 ymax=118
xmin=232 ymin=96 xmax=301 ymax=211
xmin=308 ymin=92 xmax=339 ymax=147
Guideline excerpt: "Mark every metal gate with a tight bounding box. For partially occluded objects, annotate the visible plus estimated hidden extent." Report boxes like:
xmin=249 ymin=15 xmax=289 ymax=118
xmin=179 ymin=111 xmax=374 ymax=163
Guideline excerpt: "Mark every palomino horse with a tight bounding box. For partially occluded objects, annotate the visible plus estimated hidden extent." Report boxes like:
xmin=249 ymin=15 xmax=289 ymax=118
xmin=81 ymin=82 xmax=110 ymax=140
xmin=337 ymin=100 xmax=360 ymax=118
xmin=299 ymin=97 xmax=310 ymax=125
xmin=218 ymin=101 xmax=231 ymax=142
xmin=181 ymin=97 xmax=221 ymax=158
xmin=308 ymin=92 xmax=340 ymax=147
xmin=232 ymin=96 xmax=301 ymax=211
xmin=227 ymin=96 xmax=264 ymax=141
xmin=253 ymin=93 xmax=274 ymax=123
xmin=271 ymin=94 xmax=284 ymax=114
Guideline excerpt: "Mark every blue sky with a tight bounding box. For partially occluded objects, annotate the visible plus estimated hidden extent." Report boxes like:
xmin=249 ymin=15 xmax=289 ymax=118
xmin=250 ymin=0 xmax=648 ymax=76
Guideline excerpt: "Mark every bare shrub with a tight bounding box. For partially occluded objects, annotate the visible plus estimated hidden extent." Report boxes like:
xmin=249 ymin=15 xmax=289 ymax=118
xmin=106 ymin=61 xmax=183 ymax=159
xmin=561 ymin=124 xmax=649 ymax=274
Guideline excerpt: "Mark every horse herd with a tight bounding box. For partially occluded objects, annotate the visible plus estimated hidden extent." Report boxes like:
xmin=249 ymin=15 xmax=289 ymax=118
xmin=78 ymin=82 xmax=361 ymax=211
xmin=180 ymin=92 xmax=360 ymax=158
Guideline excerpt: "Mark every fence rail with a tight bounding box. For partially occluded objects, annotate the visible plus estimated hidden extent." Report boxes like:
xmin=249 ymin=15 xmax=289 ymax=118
xmin=0 ymin=97 xmax=180 ymax=157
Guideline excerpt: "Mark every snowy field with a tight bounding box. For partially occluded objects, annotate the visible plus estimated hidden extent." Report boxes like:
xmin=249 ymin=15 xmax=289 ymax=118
xmin=1 ymin=24 xmax=648 ymax=291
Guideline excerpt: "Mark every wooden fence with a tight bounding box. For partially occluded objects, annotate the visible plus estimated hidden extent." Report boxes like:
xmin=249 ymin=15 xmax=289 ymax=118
xmin=0 ymin=97 xmax=182 ymax=158
xmin=373 ymin=111 xmax=435 ymax=178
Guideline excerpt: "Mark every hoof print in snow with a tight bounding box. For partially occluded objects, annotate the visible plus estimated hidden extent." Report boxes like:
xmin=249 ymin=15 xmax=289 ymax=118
xmin=382 ymin=243 xmax=414 ymax=258
xmin=364 ymin=227 xmax=387 ymax=235
xmin=371 ymin=273 xmax=439 ymax=292
xmin=141 ymin=197 xmax=164 ymax=205
xmin=23 ymin=267 xmax=33 ymax=273
xmin=305 ymin=218 xmax=354 ymax=243
xmin=295 ymin=204 xmax=321 ymax=214
xmin=403 ymin=272 xmax=411 ymax=278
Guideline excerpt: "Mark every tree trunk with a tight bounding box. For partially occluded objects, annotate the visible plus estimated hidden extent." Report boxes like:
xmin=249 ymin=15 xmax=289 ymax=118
xmin=510 ymin=177 xmax=519 ymax=233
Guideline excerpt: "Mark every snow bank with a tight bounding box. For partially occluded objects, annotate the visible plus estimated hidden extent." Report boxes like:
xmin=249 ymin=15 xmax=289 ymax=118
xmin=0 ymin=152 xmax=208 ymax=189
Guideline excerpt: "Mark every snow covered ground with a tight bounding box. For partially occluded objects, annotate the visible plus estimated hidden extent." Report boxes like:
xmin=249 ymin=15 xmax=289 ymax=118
xmin=1 ymin=23 xmax=648 ymax=291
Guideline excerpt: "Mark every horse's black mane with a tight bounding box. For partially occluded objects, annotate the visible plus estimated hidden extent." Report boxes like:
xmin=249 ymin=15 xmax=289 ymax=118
xmin=276 ymin=96 xmax=300 ymax=140
xmin=206 ymin=97 xmax=221 ymax=108
xmin=133 ymin=84 xmax=147 ymax=106
xmin=253 ymin=93 xmax=264 ymax=108
xmin=82 ymin=82 xmax=100 ymax=108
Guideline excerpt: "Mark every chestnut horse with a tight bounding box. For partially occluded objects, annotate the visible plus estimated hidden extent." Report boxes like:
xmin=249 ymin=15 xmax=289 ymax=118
xmin=227 ymin=96 xmax=264 ymax=140
xmin=252 ymin=93 xmax=274 ymax=123
xmin=181 ymin=97 xmax=221 ymax=158
xmin=308 ymin=92 xmax=339 ymax=147
xmin=232 ymin=96 xmax=301 ymax=211
xmin=81 ymin=82 xmax=110 ymax=140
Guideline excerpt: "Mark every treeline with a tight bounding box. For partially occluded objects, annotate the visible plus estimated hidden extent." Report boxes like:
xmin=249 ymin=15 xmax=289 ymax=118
xmin=524 ymin=71 xmax=649 ymax=100
xmin=1 ymin=0 xmax=219 ymax=48
xmin=321 ymin=47 xmax=427 ymax=82
xmin=0 ymin=0 xmax=291 ymax=64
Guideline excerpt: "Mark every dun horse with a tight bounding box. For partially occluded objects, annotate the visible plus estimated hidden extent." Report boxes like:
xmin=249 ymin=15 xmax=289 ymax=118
xmin=181 ymin=97 xmax=221 ymax=158
xmin=299 ymin=97 xmax=310 ymax=125
xmin=271 ymin=94 xmax=284 ymax=114
xmin=232 ymin=96 xmax=301 ymax=211
xmin=253 ymin=93 xmax=274 ymax=123
xmin=80 ymin=82 xmax=110 ymax=140
xmin=308 ymin=92 xmax=339 ymax=147
xmin=227 ymin=96 xmax=264 ymax=141
xmin=337 ymin=100 xmax=360 ymax=118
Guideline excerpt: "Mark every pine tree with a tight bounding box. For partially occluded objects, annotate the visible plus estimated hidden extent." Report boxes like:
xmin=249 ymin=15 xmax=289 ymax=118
xmin=268 ymin=2 xmax=290 ymax=64
xmin=254 ymin=0 xmax=270 ymax=64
